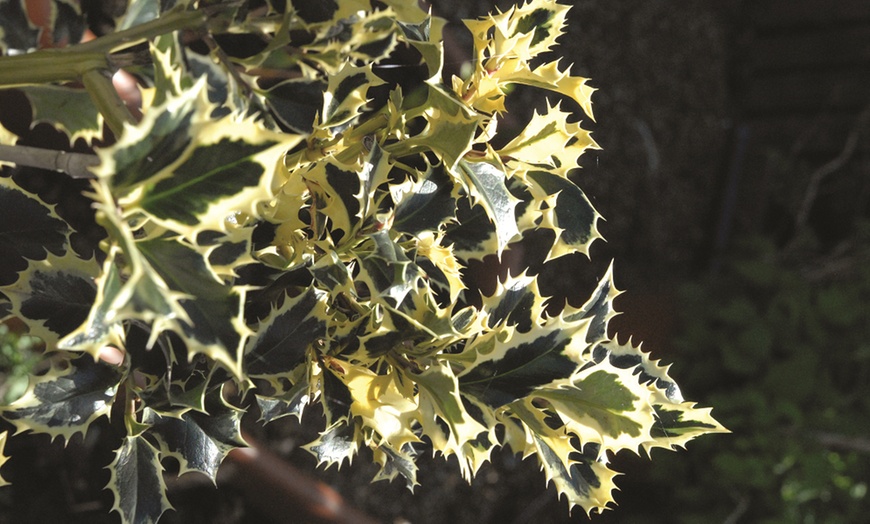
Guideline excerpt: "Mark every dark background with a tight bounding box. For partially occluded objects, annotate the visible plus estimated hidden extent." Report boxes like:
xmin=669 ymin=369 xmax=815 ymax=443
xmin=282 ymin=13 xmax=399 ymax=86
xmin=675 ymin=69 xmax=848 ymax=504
xmin=2 ymin=0 xmax=869 ymax=522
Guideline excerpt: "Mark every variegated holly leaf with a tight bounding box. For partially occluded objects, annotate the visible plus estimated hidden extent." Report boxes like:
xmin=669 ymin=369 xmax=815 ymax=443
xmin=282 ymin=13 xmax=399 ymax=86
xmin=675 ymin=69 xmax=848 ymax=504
xmin=20 ymin=85 xmax=103 ymax=144
xmin=529 ymin=363 xmax=655 ymax=452
xmin=143 ymin=388 xmax=246 ymax=482
xmin=508 ymin=397 xmax=618 ymax=514
xmin=59 ymin=249 xmax=125 ymax=358
xmin=136 ymin=237 xmax=248 ymax=377
xmin=357 ymin=230 xmax=424 ymax=308
xmin=319 ymin=62 xmax=383 ymax=129
xmin=460 ymin=0 xmax=593 ymax=117
xmin=392 ymin=85 xmax=481 ymax=172
xmin=256 ymin=368 xmax=311 ymax=423
xmin=526 ymin=170 xmax=602 ymax=260
xmin=318 ymin=357 xmax=353 ymax=424
xmin=303 ymin=417 xmax=359 ymax=470
xmin=395 ymin=12 xmax=446 ymax=80
xmin=481 ymin=271 xmax=549 ymax=332
xmin=1 ymin=252 xmax=99 ymax=346
xmin=499 ymin=101 xmax=597 ymax=175
xmin=372 ymin=443 xmax=419 ymax=491
xmin=392 ymin=162 xmax=459 ymax=237
xmin=562 ymin=264 xmax=621 ymax=345
xmin=457 ymin=315 xmax=589 ymax=409
xmin=0 ymin=179 xmax=70 ymax=286
xmin=0 ymin=430 xmax=9 ymax=486
xmin=444 ymin=198 xmax=500 ymax=262
xmin=331 ymin=362 xmax=419 ymax=449
xmin=590 ymin=338 xmax=728 ymax=452
xmin=89 ymin=200 xmax=187 ymax=336
xmin=244 ymin=287 xmax=328 ymax=378
xmin=411 ymin=365 xmax=488 ymax=460
xmin=530 ymin=431 xmax=617 ymax=515
xmin=2 ymin=356 xmax=122 ymax=441
xmin=107 ymin=435 xmax=172 ymax=524
xmin=303 ymin=159 xmax=362 ymax=242
xmin=260 ymin=79 xmax=325 ymax=134
xmin=96 ymin=86 xmax=302 ymax=237
xmin=456 ymin=158 xmax=521 ymax=254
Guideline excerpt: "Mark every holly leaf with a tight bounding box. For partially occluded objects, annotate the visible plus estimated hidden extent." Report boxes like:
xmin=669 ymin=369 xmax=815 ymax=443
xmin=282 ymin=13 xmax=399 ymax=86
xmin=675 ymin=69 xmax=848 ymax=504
xmin=0 ymin=430 xmax=10 ymax=486
xmin=244 ymin=287 xmax=329 ymax=378
xmin=137 ymin=237 xmax=248 ymax=378
xmin=303 ymin=418 xmax=359 ymax=470
xmin=332 ymin=363 xmax=419 ymax=449
xmin=392 ymin=162 xmax=459 ymax=237
xmin=562 ymin=264 xmax=621 ymax=344
xmin=2 ymin=356 xmax=122 ymax=442
xmin=499 ymin=101 xmax=597 ymax=175
xmin=357 ymin=230 xmax=424 ymax=307
xmin=530 ymin=432 xmax=617 ymax=515
xmin=372 ymin=444 xmax=419 ymax=491
xmin=143 ymin=388 xmax=247 ymax=482
xmin=319 ymin=62 xmax=383 ymax=129
xmin=458 ymin=315 xmax=589 ymax=409
xmin=395 ymin=85 xmax=481 ymax=172
xmin=0 ymin=179 xmax=70 ymax=287
xmin=256 ymin=369 xmax=311 ymax=423
xmin=96 ymin=86 xmax=302 ymax=237
xmin=456 ymin=158 xmax=520 ymax=254
xmin=1 ymin=252 xmax=99 ymax=346
xmin=59 ymin=249 xmax=126 ymax=358
xmin=531 ymin=365 xmax=655 ymax=451
xmin=106 ymin=435 xmax=172 ymax=524
xmin=20 ymin=85 xmax=103 ymax=145
xmin=590 ymin=338 xmax=728 ymax=452
xmin=526 ymin=170 xmax=602 ymax=260
xmin=411 ymin=365 xmax=488 ymax=461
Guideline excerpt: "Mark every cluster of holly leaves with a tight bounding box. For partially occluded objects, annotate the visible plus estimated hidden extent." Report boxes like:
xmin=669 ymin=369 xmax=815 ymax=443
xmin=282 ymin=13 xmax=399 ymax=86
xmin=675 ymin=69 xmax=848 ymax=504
xmin=0 ymin=0 xmax=724 ymax=522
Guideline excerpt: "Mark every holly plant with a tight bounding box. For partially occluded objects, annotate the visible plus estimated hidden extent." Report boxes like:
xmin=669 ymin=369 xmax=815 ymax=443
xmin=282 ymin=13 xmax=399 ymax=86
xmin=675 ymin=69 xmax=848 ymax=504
xmin=0 ymin=0 xmax=725 ymax=522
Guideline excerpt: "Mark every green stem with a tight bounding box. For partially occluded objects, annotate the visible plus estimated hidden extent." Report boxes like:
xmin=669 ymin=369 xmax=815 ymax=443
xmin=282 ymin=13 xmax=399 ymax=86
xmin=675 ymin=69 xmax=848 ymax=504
xmin=0 ymin=51 xmax=107 ymax=87
xmin=81 ymin=69 xmax=137 ymax=138
xmin=0 ymin=9 xmax=207 ymax=88
xmin=73 ymin=9 xmax=207 ymax=55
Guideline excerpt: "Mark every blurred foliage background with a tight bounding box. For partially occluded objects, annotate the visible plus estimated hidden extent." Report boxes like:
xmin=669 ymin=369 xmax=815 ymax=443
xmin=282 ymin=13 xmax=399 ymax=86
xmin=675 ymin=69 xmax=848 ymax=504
xmin=2 ymin=0 xmax=869 ymax=522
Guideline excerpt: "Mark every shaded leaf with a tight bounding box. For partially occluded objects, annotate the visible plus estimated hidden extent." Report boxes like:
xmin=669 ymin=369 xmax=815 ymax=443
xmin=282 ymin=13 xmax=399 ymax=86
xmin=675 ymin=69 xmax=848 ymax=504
xmin=303 ymin=418 xmax=358 ymax=469
xmin=59 ymin=249 xmax=125 ymax=358
xmin=256 ymin=370 xmax=311 ymax=423
xmin=393 ymin=162 xmax=458 ymax=236
xmin=144 ymin=388 xmax=246 ymax=481
xmin=0 ymin=180 xmax=70 ymax=286
xmin=137 ymin=237 xmax=247 ymax=376
xmin=2 ymin=356 xmax=121 ymax=441
xmin=21 ymin=85 xmax=103 ymax=144
xmin=107 ymin=436 xmax=172 ymax=524
xmin=244 ymin=287 xmax=328 ymax=377
xmin=2 ymin=252 xmax=99 ymax=345
xmin=372 ymin=444 xmax=419 ymax=491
